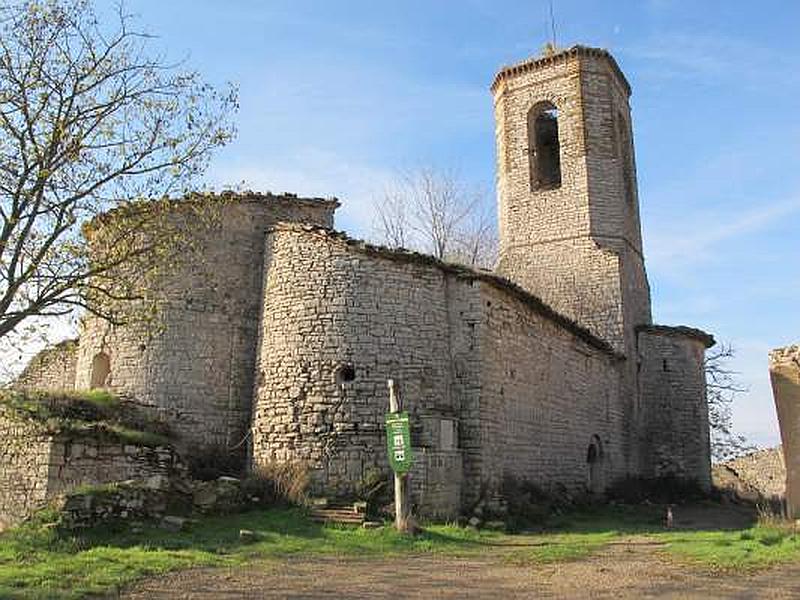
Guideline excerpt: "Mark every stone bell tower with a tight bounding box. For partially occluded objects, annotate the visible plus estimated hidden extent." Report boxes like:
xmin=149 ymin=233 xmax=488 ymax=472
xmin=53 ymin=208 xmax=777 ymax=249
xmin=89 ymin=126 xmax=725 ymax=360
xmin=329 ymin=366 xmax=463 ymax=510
xmin=492 ymin=45 xmax=652 ymax=353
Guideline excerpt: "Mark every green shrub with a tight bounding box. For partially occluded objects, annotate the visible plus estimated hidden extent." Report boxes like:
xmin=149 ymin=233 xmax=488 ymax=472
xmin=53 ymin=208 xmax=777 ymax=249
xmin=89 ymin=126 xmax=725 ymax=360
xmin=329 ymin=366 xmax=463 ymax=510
xmin=758 ymin=529 xmax=787 ymax=546
xmin=500 ymin=476 xmax=563 ymax=532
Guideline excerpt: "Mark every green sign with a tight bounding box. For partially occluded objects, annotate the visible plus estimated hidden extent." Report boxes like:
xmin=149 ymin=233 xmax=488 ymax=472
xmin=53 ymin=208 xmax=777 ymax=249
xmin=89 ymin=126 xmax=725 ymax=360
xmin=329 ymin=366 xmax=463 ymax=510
xmin=385 ymin=412 xmax=413 ymax=474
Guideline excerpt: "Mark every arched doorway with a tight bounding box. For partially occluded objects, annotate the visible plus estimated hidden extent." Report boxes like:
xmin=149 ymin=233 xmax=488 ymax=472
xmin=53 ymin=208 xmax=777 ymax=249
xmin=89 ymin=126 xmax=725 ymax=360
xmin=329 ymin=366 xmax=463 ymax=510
xmin=586 ymin=435 xmax=605 ymax=494
xmin=90 ymin=352 xmax=111 ymax=389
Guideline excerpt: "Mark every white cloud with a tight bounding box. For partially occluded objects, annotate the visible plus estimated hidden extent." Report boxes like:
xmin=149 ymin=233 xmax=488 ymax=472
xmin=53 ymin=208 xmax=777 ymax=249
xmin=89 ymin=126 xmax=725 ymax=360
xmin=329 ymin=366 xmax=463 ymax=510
xmin=646 ymin=195 xmax=800 ymax=271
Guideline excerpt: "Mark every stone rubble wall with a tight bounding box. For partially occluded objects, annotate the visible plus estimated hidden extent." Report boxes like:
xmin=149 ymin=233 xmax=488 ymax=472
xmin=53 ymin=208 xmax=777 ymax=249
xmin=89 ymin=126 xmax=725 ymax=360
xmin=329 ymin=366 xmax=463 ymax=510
xmin=637 ymin=328 xmax=712 ymax=488
xmin=74 ymin=195 xmax=337 ymax=454
xmin=0 ymin=406 xmax=182 ymax=529
xmin=712 ymin=447 xmax=785 ymax=502
xmin=13 ymin=339 xmax=78 ymax=392
xmin=252 ymin=225 xmax=464 ymax=517
xmin=0 ymin=407 xmax=53 ymax=529
xmin=252 ymin=225 xmax=634 ymax=517
xmin=770 ymin=345 xmax=800 ymax=517
xmin=45 ymin=438 xmax=183 ymax=498
xmin=497 ymin=239 xmax=625 ymax=352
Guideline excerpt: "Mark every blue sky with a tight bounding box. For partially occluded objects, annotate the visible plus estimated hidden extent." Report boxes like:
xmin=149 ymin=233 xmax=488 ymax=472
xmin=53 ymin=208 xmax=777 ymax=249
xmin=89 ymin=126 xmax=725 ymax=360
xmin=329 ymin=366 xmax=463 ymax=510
xmin=118 ymin=0 xmax=799 ymax=447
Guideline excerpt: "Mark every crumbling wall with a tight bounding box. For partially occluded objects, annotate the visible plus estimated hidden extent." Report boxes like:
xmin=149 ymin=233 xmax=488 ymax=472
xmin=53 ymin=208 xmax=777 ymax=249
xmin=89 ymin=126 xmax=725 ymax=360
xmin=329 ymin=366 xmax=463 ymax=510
xmin=45 ymin=438 xmax=183 ymax=497
xmin=74 ymin=194 xmax=337 ymax=453
xmin=638 ymin=326 xmax=713 ymax=488
xmin=0 ymin=406 xmax=52 ymax=529
xmin=14 ymin=339 xmax=78 ymax=392
xmin=770 ymin=345 xmax=800 ymax=518
xmin=0 ymin=406 xmax=182 ymax=529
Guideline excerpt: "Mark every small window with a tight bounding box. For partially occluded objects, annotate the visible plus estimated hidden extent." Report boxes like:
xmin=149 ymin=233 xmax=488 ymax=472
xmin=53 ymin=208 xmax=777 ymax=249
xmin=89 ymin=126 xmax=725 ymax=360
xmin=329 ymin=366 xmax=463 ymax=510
xmin=586 ymin=435 xmax=605 ymax=494
xmin=336 ymin=364 xmax=356 ymax=384
xmin=90 ymin=352 xmax=111 ymax=389
xmin=528 ymin=101 xmax=562 ymax=190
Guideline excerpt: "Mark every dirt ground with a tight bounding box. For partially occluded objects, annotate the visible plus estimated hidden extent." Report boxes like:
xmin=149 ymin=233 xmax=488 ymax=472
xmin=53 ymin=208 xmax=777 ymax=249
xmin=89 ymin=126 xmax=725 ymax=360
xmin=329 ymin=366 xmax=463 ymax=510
xmin=121 ymin=506 xmax=800 ymax=600
xmin=120 ymin=543 xmax=800 ymax=600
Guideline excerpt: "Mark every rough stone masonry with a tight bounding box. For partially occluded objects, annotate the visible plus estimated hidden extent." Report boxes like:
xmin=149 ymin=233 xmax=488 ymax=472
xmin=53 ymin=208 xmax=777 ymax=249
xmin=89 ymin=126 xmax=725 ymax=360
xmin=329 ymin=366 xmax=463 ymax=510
xmin=5 ymin=45 xmax=715 ymax=522
xmin=770 ymin=345 xmax=800 ymax=518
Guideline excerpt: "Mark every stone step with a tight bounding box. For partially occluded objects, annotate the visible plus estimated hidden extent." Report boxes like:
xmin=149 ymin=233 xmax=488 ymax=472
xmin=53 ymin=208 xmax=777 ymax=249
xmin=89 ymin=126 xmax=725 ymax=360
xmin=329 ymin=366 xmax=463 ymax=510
xmin=308 ymin=504 xmax=367 ymax=525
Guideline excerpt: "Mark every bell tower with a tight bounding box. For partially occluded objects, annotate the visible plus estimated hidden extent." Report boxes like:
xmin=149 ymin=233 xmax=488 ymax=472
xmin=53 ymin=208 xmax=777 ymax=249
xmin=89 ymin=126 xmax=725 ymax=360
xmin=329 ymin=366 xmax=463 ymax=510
xmin=492 ymin=45 xmax=651 ymax=353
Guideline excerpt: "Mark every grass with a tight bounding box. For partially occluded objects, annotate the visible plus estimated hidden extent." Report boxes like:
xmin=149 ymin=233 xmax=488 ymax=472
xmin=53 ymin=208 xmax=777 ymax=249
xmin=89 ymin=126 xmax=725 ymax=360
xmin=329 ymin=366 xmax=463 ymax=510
xmin=547 ymin=503 xmax=800 ymax=570
xmin=662 ymin=525 xmax=800 ymax=570
xmin=0 ymin=504 xmax=798 ymax=599
xmin=0 ymin=507 xmax=610 ymax=599
xmin=0 ymin=388 xmax=171 ymax=447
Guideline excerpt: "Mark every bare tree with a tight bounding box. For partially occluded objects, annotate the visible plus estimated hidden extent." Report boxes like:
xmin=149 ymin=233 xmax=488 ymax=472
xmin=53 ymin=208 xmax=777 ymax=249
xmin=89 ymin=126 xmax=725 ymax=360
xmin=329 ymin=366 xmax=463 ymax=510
xmin=373 ymin=168 xmax=497 ymax=268
xmin=705 ymin=343 xmax=757 ymax=462
xmin=374 ymin=186 xmax=410 ymax=250
xmin=450 ymin=202 xmax=498 ymax=269
xmin=0 ymin=0 xmax=238 ymax=343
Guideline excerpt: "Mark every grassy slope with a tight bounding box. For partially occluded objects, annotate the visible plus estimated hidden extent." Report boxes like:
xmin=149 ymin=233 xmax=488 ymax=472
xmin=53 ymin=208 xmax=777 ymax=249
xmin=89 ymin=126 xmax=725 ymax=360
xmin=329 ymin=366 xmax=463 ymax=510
xmin=0 ymin=505 xmax=798 ymax=599
xmin=0 ymin=389 xmax=170 ymax=447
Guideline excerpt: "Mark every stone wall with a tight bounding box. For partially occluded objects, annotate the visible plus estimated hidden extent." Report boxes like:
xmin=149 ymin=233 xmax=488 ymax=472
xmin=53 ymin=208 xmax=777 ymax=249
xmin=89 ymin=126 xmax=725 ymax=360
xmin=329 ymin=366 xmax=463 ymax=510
xmin=252 ymin=225 xmax=465 ymax=517
xmin=14 ymin=339 xmax=78 ymax=392
xmin=45 ymin=437 xmax=183 ymax=498
xmin=74 ymin=193 xmax=337 ymax=453
xmin=0 ymin=407 xmax=182 ymax=529
xmin=252 ymin=224 xmax=635 ymax=516
xmin=476 ymin=282 xmax=627 ymax=500
xmin=492 ymin=46 xmax=651 ymax=353
xmin=638 ymin=326 xmax=713 ymax=488
xmin=770 ymin=345 xmax=800 ymax=517
xmin=0 ymin=407 xmax=52 ymax=529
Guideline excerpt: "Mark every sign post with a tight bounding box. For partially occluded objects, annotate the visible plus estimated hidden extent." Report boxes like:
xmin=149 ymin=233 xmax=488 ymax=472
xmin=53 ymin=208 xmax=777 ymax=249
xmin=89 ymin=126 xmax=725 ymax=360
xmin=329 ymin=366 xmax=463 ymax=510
xmin=386 ymin=379 xmax=412 ymax=533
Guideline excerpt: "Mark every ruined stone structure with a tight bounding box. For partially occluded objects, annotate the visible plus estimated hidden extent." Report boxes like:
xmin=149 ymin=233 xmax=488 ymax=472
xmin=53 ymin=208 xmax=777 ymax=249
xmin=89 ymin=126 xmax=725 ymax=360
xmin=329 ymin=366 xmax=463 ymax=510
xmin=14 ymin=339 xmax=78 ymax=393
xmin=770 ymin=345 xmax=800 ymax=518
xmin=0 ymin=403 xmax=182 ymax=530
xmin=75 ymin=194 xmax=338 ymax=452
xmin=712 ymin=447 xmax=786 ymax=504
xmin=8 ymin=46 xmax=714 ymax=520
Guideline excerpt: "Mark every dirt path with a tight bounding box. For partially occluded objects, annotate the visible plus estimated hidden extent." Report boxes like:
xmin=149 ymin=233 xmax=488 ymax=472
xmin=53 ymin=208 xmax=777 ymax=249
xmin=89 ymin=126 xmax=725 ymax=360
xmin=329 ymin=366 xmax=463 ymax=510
xmin=121 ymin=539 xmax=800 ymax=599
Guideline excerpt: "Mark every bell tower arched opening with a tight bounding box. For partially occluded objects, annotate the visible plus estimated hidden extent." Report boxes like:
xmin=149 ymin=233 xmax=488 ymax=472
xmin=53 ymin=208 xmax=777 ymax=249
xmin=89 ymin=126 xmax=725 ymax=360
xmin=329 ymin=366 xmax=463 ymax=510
xmin=527 ymin=101 xmax=561 ymax=190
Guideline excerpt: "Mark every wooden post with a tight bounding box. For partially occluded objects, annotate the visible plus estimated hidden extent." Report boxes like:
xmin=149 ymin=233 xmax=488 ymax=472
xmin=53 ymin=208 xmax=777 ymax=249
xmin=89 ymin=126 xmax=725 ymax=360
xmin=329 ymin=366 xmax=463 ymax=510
xmin=388 ymin=379 xmax=410 ymax=533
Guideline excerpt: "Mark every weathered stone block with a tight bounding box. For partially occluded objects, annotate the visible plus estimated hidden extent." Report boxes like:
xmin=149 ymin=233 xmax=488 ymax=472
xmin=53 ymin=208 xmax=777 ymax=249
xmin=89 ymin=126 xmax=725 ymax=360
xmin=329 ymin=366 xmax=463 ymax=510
xmin=770 ymin=345 xmax=800 ymax=518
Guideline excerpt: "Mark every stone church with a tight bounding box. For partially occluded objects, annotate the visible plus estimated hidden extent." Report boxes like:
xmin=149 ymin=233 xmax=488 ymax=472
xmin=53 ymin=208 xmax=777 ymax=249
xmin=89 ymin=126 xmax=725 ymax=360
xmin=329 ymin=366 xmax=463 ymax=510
xmin=11 ymin=46 xmax=714 ymax=518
